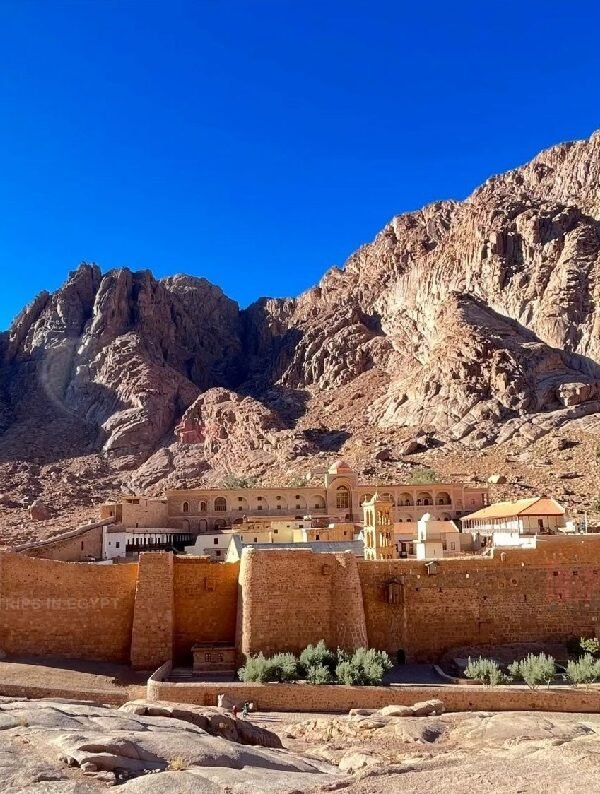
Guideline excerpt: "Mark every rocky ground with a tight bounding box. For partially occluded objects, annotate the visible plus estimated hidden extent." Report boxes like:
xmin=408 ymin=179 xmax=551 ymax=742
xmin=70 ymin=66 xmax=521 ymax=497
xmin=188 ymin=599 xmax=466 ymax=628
xmin=0 ymin=696 xmax=599 ymax=793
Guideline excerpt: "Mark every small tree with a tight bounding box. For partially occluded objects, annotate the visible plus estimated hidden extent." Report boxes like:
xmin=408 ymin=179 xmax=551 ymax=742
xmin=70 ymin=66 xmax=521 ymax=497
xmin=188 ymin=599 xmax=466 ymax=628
xmin=508 ymin=653 xmax=556 ymax=689
xmin=409 ymin=467 xmax=438 ymax=484
xmin=464 ymin=657 xmax=509 ymax=686
xmin=223 ymin=474 xmax=257 ymax=489
xmin=566 ymin=654 xmax=600 ymax=687
xmin=580 ymin=636 xmax=600 ymax=657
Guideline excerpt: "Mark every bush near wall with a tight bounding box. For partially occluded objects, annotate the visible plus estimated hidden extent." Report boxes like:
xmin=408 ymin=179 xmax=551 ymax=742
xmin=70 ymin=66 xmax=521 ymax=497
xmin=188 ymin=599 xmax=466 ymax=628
xmin=463 ymin=643 xmax=600 ymax=688
xmin=238 ymin=641 xmax=392 ymax=686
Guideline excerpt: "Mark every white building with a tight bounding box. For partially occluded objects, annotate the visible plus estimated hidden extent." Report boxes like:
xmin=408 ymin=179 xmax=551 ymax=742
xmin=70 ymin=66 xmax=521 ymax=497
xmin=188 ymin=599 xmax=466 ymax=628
xmin=461 ymin=497 xmax=566 ymax=548
xmin=414 ymin=514 xmax=464 ymax=560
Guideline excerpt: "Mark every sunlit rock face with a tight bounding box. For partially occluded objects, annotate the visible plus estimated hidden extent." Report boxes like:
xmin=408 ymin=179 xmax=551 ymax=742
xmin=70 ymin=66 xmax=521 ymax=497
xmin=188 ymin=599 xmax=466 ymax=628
xmin=3 ymin=130 xmax=600 ymax=540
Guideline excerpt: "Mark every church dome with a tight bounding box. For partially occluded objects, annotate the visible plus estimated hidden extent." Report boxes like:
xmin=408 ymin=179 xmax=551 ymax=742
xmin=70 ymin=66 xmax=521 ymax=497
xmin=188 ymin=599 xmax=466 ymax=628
xmin=328 ymin=460 xmax=353 ymax=475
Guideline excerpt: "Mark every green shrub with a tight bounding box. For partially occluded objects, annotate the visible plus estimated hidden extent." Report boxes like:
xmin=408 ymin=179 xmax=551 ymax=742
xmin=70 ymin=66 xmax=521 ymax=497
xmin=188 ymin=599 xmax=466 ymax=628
xmin=508 ymin=653 xmax=556 ymax=689
xmin=335 ymin=660 xmax=356 ymax=686
xmin=306 ymin=664 xmax=333 ymax=684
xmin=464 ymin=656 xmax=510 ymax=686
xmin=580 ymin=637 xmax=600 ymax=658
xmin=409 ymin=467 xmax=438 ymax=484
xmin=566 ymin=654 xmax=600 ymax=687
xmin=238 ymin=653 xmax=271 ymax=683
xmin=223 ymin=474 xmax=257 ymax=488
xmin=335 ymin=648 xmax=393 ymax=686
xmin=268 ymin=652 xmax=300 ymax=682
xmin=300 ymin=641 xmax=336 ymax=674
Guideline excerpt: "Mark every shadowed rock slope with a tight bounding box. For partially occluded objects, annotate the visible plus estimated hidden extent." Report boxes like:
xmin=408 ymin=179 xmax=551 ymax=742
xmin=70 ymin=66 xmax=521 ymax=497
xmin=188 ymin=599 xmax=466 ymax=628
xmin=3 ymin=130 xmax=600 ymax=541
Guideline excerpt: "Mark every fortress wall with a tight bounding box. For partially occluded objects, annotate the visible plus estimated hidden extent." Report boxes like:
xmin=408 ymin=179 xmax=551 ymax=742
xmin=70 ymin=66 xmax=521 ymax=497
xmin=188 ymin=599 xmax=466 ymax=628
xmin=23 ymin=525 xmax=103 ymax=562
xmin=173 ymin=557 xmax=239 ymax=663
xmin=130 ymin=552 xmax=174 ymax=669
xmin=0 ymin=553 xmax=137 ymax=662
xmin=358 ymin=536 xmax=600 ymax=660
xmin=238 ymin=549 xmax=367 ymax=658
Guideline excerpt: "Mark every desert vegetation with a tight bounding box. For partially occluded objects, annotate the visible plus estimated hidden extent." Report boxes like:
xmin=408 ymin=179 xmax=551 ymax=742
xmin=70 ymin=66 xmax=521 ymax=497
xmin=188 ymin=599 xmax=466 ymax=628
xmin=464 ymin=639 xmax=600 ymax=688
xmin=238 ymin=640 xmax=392 ymax=685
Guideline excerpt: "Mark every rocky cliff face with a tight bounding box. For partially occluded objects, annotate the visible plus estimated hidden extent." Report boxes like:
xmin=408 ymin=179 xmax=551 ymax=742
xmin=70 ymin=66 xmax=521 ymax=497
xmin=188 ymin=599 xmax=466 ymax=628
xmin=2 ymin=130 xmax=600 ymax=540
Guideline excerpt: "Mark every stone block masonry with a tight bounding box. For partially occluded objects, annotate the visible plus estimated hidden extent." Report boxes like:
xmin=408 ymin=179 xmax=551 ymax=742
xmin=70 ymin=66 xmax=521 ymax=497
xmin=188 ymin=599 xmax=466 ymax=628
xmin=237 ymin=548 xmax=368 ymax=657
xmin=0 ymin=553 xmax=137 ymax=662
xmin=130 ymin=552 xmax=174 ymax=669
xmin=147 ymin=679 xmax=600 ymax=714
xmin=1 ymin=536 xmax=600 ymax=668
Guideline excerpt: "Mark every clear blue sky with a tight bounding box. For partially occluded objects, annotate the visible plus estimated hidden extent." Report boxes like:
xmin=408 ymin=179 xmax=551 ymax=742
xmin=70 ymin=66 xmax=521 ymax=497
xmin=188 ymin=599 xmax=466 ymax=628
xmin=0 ymin=0 xmax=599 ymax=330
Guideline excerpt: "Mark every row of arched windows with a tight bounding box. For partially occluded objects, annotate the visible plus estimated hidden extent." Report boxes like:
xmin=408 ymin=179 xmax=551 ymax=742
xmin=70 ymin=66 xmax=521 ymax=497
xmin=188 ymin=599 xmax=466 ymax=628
xmin=181 ymin=495 xmax=327 ymax=514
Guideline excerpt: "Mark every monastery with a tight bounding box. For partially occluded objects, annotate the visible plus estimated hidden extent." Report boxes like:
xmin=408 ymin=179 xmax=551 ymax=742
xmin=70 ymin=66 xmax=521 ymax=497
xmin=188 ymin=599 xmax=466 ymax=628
xmin=99 ymin=460 xmax=489 ymax=532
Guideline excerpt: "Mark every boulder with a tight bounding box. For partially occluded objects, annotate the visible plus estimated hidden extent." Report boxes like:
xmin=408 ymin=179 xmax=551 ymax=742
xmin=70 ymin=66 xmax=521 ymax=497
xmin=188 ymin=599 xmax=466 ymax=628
xmin=348 ymin=708 xmax=376 ymax=717
xmin=29 ymin=499 xmax=50 ymax=520
xmin=487 ymin=474 xmax=506 ymax=485
xmin=338 ymin=752 xmax=378 ymax=773
xmin=410 ymin=699 xmax=445 ymax=716
xmin=379 ymin=704 xmax=414 ymax=717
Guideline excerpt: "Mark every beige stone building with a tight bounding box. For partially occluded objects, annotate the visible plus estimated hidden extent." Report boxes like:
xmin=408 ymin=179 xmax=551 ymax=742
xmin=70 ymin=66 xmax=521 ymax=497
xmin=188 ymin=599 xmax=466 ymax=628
xmin=100 ymin=461 xmax=489 ymax=535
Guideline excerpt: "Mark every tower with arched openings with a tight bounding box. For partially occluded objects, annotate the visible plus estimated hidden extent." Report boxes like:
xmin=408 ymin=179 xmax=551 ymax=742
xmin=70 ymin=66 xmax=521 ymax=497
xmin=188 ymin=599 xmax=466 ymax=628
xmin=362 ymin=492 xmax=395 ymax=561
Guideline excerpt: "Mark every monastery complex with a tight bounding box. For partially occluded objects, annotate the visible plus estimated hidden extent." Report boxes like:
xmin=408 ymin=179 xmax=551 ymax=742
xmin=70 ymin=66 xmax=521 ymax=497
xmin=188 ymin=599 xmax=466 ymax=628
xmin=1 ymin=459 xmax=591 ymax=680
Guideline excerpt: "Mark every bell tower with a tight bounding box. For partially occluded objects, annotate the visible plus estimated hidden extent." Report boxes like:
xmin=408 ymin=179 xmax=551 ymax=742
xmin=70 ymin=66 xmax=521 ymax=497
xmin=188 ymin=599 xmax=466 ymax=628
xmin=362 ymin=492 xmax=395 ymax=560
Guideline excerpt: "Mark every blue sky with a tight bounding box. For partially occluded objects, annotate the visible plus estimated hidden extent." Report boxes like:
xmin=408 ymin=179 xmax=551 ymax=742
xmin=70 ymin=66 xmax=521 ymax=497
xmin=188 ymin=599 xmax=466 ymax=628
xmin=0 ymin=0 xmax=598 ymax=330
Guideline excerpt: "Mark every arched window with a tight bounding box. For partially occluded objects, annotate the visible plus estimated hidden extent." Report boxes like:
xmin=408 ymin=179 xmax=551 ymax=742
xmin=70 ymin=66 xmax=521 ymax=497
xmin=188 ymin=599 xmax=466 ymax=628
xmin=336 ymin=486 xmax=350 ymax=510
xmin=436 ymin=492 xmax=451 ymax=505
xmin=200 ymin=501 xmax=207 ymax=512
xmin=182 ymin=501 xmax=189 ymax=513
xmin=214 ymin=497 xmax=227 ymax=512
xmin=398 ymin=492 xmax=414 ymax=506
xmin=381 ymin=492 xmax=395 ymax=505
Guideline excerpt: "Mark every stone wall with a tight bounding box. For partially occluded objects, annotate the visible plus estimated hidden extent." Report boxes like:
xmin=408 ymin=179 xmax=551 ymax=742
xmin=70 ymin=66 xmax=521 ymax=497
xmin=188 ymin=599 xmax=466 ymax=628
xmin=147 ymin=678 xmax=600 ymax=714
xmin=237 ymin=548 xmax=368 ymax=657
xmin=23 ymin=525 xmax=103 ymax=562
xmin=0 ymin=553 xmax=137 ymax=662
xmin=2 ymin=536 xmax=600 ymax=669
xmin=358 ymin=535 xmax=600 ymax=661
xmin=130 ymin=552 xmax=174 ymax=669
xmin=173 ymin=557 xmax=239 ymax=664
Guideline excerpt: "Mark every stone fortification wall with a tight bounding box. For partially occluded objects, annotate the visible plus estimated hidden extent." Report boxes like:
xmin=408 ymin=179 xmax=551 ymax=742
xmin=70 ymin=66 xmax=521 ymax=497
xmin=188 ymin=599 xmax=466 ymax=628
xmin=0 ymin=553 xmax=137 ymax=662
xmin=2 ymin=536 xmax=600 ymax=668
xmin=173 ymin=557 xmax=239 ymax=663
xmin=358 ymin=535 xmax=600 ymax=661
xmin=237 ymin=548 xmax=367 ymax=657
xmin=130 ymin=552 xmax=174 ymax=669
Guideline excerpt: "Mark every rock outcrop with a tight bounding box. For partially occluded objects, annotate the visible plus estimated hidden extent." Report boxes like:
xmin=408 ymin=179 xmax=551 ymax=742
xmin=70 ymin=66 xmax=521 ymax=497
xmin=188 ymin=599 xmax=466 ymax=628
xmin=3 ymin=130 xmax=600 ymax=539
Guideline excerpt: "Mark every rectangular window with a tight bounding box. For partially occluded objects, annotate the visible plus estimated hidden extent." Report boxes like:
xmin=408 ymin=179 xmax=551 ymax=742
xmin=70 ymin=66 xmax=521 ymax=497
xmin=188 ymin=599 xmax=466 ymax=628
xmin=214 ymin=538 xmax=218 ymax=544
xmin=274 ymin=529 xmax=278 ymax=534
xmin=116 ymin=542 xmax=120 ymax=549
xmin=451 ymin=542 xmax=456 ymax=550
xmin=216 ymin=550 xmax=221 ymax=557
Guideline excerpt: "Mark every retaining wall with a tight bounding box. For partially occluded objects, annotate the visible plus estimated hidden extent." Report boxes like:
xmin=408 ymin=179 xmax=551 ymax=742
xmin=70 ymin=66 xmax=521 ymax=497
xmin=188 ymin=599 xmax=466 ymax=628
xmin=147 ymin=678 xmax=600 ymax=714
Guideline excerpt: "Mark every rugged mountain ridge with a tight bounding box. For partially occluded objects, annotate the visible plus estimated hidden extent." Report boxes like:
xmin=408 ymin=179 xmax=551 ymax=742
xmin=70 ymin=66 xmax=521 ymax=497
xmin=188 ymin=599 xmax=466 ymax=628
xmin=2 ymin=130 xmax=600 ymax=541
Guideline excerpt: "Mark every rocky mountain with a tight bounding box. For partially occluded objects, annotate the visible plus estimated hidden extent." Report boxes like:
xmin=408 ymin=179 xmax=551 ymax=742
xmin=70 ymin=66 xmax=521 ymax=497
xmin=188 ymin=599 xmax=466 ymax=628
xmin=2 ymin=130 xmax=600 ymax=541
